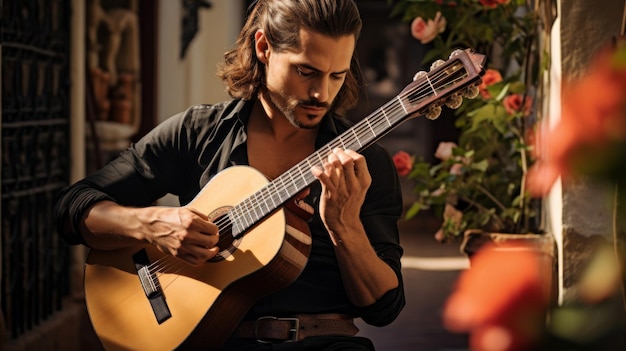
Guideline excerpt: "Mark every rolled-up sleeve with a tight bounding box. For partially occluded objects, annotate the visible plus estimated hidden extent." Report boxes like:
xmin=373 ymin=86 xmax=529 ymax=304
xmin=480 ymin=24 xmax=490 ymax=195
xmin=53 ymin=110 xmax=191 ymax=245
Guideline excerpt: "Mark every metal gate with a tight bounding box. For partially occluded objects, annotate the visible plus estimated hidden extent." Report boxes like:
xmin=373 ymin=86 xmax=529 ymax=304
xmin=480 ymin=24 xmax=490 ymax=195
xmin=1 ymin=0 xmax=72 ymax=339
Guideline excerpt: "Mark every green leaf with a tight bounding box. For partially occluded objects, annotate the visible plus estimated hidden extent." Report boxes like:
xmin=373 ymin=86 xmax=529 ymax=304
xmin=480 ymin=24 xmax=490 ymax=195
xmin=405 ymin=202 xmax=424 ymax=219
xmin=471 ymin=159 xmax=489 ymax=172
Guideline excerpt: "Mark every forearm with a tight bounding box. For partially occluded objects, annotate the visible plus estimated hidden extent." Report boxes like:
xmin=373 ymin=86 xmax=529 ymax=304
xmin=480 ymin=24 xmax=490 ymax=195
xmin=79 ymin=200 xmax=148 ymax=250
xmin=333 ymin=220 xmax=399 ymax=307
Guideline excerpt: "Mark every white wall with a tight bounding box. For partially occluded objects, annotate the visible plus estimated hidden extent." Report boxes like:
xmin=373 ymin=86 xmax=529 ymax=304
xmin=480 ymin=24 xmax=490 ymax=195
xmin=156 ymin=0 xmax=245 ymax=206
xmin=157 ymin=0 xmax=245 ymax=123
xmin=547 ymin=3 xmax=564 ymax=303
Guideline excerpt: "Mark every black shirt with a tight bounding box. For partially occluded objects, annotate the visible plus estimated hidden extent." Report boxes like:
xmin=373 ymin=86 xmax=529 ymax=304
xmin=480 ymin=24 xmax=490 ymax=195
xmin=54 ymin=98 xmax=405 ymax=326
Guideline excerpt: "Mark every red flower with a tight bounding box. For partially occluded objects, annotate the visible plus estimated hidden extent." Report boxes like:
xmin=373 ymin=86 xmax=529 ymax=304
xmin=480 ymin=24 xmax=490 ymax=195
xmin=479 ymin=0 xmax=510 ymax=8
xmin=503 ymin=94 xmax=533 ymax=116
xmin=443 ymin=243 xmax=551 ymax=351
xmin=392 ymin=151 xmax=413 ymax=177
xmin=478 ymin=69 xmax=503 ymax=99
xmin=527 ymin=43 xmax=626 ymax=196
xmin=479 ymin=0 xmax=500 ymax=8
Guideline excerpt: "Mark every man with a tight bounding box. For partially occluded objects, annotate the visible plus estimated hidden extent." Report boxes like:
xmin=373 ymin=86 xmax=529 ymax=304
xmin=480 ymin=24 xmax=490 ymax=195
xmin=54 ymin=0 xmax=405 ymax=349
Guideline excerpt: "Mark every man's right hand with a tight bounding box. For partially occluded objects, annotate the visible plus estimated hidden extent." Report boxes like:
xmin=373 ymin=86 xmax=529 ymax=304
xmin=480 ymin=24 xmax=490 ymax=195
xmin=140 ymin=206 xmax=220 ymax=266
xmin=80 ymin=201 xmax=220 ymax=266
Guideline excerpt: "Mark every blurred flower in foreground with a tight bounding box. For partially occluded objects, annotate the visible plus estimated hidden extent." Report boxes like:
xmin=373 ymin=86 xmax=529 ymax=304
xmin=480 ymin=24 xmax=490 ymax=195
xmin=443 ymin=243 xmax=551 ymax=351
xmin=527 ymin=42 xmax=626 ymax=196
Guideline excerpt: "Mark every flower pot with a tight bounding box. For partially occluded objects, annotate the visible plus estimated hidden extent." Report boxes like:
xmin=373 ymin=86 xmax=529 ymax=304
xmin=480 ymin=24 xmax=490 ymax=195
xmin=460 ymin=229 xmax=557 ymax=304
xmin=460 ymin=229 xmax=555 ymax=258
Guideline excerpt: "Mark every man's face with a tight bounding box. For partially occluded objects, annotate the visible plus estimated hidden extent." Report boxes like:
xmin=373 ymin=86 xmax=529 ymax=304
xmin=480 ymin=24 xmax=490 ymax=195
xmin=262 ymin=29 xmax=355 ymax=129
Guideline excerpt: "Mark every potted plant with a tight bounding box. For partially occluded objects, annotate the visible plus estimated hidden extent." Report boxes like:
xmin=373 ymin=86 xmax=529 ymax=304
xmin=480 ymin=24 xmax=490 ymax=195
xmin=388 ymin=0 xmax=550 ymax=253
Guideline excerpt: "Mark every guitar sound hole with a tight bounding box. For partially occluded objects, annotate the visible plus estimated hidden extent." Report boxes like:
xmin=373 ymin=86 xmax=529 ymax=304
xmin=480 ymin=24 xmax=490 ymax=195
xmin=207 ymin=207 xmax=240 ymax=262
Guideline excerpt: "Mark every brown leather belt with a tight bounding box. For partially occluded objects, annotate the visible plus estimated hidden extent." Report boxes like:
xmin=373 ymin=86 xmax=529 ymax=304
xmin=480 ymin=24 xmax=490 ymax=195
xmin=232 ymin=313 xmax=359 ymax=343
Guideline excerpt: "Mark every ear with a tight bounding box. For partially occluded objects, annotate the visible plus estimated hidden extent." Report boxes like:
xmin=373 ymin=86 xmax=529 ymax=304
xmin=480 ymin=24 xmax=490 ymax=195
xmin=254 ymin=30 xmax=270 ymax=64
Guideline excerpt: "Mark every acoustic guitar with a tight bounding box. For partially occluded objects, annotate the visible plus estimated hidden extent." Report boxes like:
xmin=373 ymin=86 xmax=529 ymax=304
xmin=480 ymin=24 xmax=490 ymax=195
xmin=84 ymin=48 xmax=486 ymax=350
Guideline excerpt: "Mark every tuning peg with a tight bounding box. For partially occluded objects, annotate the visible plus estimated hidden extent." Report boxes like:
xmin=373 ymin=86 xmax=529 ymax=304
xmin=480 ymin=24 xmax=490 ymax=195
xmin=425 ymin=105 xmax=442 ymax=120
xmin=449 ymin=49 xmax=465 ymax=58
xmin=413 ymin=71 xmax=427 ymax=81
xmin=463 ymin=84 xmax=480 ymax=99
xmin=430 ymin=59 xmax=445 ymax=71
xmin=445 ymin=94 xmax=463 ymax=109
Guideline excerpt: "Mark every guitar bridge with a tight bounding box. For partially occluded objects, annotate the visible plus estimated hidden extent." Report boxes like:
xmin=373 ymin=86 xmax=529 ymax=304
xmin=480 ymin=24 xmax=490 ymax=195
xmin=132 ymin=248 xmax=172 ymax=324
xmin=137 ymin=266 xmax=159 ymax=297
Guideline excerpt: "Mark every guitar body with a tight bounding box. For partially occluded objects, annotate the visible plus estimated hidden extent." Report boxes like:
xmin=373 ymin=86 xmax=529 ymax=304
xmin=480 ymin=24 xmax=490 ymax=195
xmin=84 ymin=166 xmax=313 ymax=350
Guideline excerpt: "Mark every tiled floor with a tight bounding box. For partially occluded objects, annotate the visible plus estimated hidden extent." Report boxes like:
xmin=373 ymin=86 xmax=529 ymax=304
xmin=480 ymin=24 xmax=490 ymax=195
xmin=357 ymin=215 xmax=470 ymax=351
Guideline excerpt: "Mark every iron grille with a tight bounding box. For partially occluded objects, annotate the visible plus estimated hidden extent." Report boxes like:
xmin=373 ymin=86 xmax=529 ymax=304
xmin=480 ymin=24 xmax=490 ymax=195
xmin=1 ymin=0 xmax=72 ymax=339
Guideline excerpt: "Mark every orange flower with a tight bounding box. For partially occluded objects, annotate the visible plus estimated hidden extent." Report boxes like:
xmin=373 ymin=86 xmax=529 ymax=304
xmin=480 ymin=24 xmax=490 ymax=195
xmin=527 ymin=44 xmax=626 ymax=196
xmin=392 ymin=151 xmax=413 ymax=177
xmin=411 ymin=11 xmax=447 ymax=44
xmin=503 ymin=94 xmax=533 ymax=116
xmin=478 ymin=69 xmax=503 ymax=99
xmin=443 ymin=243 xmax=550 ymax=351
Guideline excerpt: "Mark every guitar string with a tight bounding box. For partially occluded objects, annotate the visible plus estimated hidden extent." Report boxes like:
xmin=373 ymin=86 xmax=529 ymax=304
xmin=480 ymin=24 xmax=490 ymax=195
xmin=143 ymin=60 xmax=472 ymax=282
xmin=144 ymin=62 xmax=470 ymax=280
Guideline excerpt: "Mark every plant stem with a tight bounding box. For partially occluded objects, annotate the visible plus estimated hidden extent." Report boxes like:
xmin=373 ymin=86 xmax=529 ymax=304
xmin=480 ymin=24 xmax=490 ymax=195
xmin=475 ymin=183 xmax=507 ymax=212
xmin=459 ymin=194 xmax=507 ymax=230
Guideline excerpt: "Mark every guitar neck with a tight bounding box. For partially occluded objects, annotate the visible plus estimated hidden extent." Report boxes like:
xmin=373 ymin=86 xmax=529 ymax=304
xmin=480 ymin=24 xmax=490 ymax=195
xmin=229 ymin=98 xmax=406 ymax=237
xmin=230 ymin=49 xmax=485 ymax=237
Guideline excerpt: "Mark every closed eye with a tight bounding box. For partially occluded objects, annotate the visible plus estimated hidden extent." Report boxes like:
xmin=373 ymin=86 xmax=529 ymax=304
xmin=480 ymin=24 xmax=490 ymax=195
xmin=331 ymin=72 xmax=347 ymax=81
xmin=296 ymin=65 xmax=347 ymax=81
xmin=296 ymin=66 xmax=315 ymax=77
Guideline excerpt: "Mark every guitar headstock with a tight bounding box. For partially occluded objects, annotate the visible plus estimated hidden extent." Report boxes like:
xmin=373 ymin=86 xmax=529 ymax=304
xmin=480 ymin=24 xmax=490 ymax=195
xmin=400 ymin=49 xmax=486 ymax=120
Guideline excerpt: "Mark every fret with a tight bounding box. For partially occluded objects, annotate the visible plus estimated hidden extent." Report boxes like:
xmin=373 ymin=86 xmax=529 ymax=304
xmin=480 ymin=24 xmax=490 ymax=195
xmin=336 ymin=134 xmax=344 ymax=149
xmin=276 ymin=175 xmax=291 ymax=202
xmin=246 ymin=198 xmax=256 ymax=222
xmin=247 ymin=197 xmax=258 ymax=222
xmin=237 ymin=205 xmax=250 ymax=229
xmin=270 ymin=180 xmax=283 ymax=203
xmin=315 ymin=151 xmax=324 ymax=166
xmin=268 ymin=184 xmax=278 ymax=208
xmin=247 ymin=199 xmax=256 ymax=223
xmin=395 ymin=96 xmax=408 ymax=115
xmin=425 ymin=74 xmax=437 ymax=97
xmin=351 ymin=128 xmax=363 ymax=148
xmin=365 ymin=118 xmax=377 ymax=139
xmin=381 ymin=106 xmax=392 ymax=127
xmin=228 ymin=210 xmax=240 ymax=236
xmin=297 ymin=164 xmax=308 ymax=185
xmin=305 ymin=157 xmax=315 ymax=171
xmin=259 ymin=187 xmax=272 ymax=214
xmin=325 ymin=144 xmax=334 ymax=156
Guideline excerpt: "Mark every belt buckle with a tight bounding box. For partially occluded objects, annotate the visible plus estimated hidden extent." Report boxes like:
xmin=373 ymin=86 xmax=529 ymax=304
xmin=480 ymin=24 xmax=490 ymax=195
xmin=255 ymin=316 xmax=300 ymax=343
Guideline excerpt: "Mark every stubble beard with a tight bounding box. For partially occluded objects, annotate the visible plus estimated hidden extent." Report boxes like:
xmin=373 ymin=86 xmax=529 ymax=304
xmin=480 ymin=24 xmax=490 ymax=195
xmin=266 ymin=88 xmax=331 ymax=130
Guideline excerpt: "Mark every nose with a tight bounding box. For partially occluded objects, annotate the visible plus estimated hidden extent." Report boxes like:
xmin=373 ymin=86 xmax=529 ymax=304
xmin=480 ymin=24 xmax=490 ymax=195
xmin=310 ymin=76 xmax=330 ymax=102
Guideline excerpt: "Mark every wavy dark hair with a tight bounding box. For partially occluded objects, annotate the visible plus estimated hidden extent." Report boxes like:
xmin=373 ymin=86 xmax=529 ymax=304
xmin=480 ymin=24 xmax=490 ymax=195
xmin=217 ymin=0 xmax=363 ymax=116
